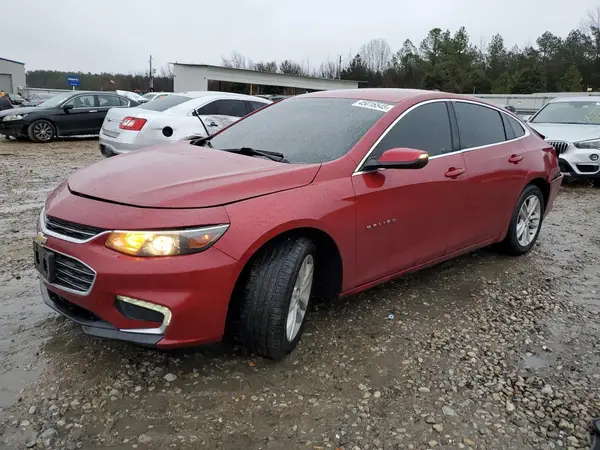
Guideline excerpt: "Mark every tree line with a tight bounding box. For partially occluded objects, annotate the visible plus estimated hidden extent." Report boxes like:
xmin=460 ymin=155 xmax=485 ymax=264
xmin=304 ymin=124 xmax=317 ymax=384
xmin=24 ymin=7 xmax=600 ymax=95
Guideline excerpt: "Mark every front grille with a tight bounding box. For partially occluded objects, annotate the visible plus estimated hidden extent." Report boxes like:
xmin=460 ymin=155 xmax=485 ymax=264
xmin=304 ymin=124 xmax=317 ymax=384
xmin=547 ymin=140 xmax=570 ymax=155
xmin=53 ymin=253 xmax=95 ymax=293
xmin=576 ymin=164 xmax=600 ymax=173
xmin=45 ymin=215 xmax=104 ymax=241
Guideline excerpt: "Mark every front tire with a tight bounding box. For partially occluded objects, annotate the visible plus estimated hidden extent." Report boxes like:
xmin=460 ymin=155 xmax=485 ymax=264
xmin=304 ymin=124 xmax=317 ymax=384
xmin=28 ymin=120 xmax=55 ymax=143
xmin=238 ymin=236 xmax=316 ymax=360
xmin=500 ymin=185 xmax=545 ymax=255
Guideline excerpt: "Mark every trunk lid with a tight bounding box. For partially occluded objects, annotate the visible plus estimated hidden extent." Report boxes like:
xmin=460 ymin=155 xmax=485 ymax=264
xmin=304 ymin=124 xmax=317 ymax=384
xmin=68 ymin=141 xmax=320 ymax=208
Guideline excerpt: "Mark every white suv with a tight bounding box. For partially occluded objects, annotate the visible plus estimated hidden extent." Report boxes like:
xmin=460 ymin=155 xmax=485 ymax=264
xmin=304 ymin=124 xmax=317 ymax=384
xmin=527 ymin=96 xmax=600 ymax=186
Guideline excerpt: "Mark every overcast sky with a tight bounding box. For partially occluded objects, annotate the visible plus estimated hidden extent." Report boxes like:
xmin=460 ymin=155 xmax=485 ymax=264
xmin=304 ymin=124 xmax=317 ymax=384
xmin=3 ymin=0 xmax=599 ymax=74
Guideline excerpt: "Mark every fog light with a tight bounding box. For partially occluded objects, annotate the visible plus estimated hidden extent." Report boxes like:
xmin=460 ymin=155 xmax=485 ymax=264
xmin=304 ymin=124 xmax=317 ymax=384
xmin=116 ymin=295 xmax=172 ymax=335
xmin=590 ymin=154 xmax=599 ymax=161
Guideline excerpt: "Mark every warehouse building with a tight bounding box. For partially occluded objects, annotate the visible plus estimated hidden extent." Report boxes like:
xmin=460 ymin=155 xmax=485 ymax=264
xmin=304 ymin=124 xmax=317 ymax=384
xmin=0 ymin=57 xmax=26 ymax=94
xmin=172 ymin=63 xmax=359 ymax=94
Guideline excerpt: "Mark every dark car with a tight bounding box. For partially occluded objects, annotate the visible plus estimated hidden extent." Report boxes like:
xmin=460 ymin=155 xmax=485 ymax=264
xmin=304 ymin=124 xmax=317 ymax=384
xmin=0 ymin=91 xmax=139 ymax=142
xmin=8 ymin=93 xmax=26 ymax=106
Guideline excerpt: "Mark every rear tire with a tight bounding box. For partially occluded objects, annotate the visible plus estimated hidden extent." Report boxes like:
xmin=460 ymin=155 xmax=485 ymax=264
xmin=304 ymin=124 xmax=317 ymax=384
xmin=28 ymin=120 xmax=55 ymax=143
xmin=499 ymin=185 xmax=545 ymax=256
xmin=237 ymin=236 xmax=316 ymax=360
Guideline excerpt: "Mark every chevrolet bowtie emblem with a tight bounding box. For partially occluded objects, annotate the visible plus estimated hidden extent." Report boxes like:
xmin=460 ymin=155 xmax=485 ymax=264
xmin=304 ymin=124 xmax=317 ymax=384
xmin=34 ymin=232 xmax=47 ymax=245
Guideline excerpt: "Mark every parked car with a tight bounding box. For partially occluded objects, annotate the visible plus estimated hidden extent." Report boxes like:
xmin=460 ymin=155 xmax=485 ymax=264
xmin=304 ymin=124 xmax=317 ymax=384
xmin=21 ymin=93 xmax=57 ymax=107
xmin=116 ymin=90 xmax=148 ymax=104
xmin=142 ymin=92 xmax=173 ymax=102
xmin=527 ymin=96 xmax=600 ymax=186
xmin=7 ymin=93 xmax=26 ymax=106
xmin=98 ymin=91 xmax=270 ymax=157
xmin=0 ymin=91 xmax=139 ymax=142
xmin=502 ymin=104 xmax=517 ymax=113
xmin=35 ymin=89 xmax=562 ymax=360
xmin=257 ymin=94 xmax=291 ymax=102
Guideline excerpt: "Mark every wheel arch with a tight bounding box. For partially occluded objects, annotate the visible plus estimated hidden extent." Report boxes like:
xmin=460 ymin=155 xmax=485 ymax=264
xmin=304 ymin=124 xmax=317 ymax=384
xmin=223 ymin=225 xmax=344 ymax=337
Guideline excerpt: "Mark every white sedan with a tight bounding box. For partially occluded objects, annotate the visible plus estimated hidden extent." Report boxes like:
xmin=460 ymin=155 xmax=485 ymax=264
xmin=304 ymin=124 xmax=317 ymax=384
xmin=99 ymin=91 xmax=271 ymax=157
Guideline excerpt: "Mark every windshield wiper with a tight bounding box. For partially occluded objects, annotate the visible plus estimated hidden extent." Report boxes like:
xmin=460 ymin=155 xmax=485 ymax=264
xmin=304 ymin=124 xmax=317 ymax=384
xmin=222 ymin=147 xmax=288 ymax=163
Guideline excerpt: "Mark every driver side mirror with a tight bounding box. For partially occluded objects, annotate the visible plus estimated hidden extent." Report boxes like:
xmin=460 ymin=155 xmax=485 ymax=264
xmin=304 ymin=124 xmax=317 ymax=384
xmin=362 ymin=147 xmax=429 ymax=172
xmin=63 ymin=104 xmax=74 ymax=112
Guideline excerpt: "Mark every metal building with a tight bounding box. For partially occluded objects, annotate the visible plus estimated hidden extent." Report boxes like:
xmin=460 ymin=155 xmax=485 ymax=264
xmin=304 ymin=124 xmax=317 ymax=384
xmin=0 ymin=57 xmax=26 ymax=94
xmin=172 ymin=63 xmax=359 ymax=94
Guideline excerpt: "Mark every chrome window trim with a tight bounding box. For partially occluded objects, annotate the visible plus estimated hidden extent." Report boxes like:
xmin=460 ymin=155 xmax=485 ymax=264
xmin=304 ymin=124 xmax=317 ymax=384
xmin=38 ymin=246 xmax=97 ymax=297
xmin=353 ymin=98 xmax=530 ymax=175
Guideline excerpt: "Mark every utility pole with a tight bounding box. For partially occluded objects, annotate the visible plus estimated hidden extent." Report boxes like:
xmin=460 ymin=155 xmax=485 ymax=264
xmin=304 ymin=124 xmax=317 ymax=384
xmin=339 ymin=55 xmax=342 ymax=79
xmin=149 ymin=55 xmax=154 ymax=92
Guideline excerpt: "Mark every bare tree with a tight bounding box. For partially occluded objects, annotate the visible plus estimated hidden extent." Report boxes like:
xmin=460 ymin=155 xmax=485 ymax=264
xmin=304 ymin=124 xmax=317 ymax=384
xmin=279 ymin=60 xmax=304 ymax=75
xmin=254 ymin=61 xmax=278 ymax=73
xmin=158 ymin=64 xmax=173 ymax=79
xmin=221 ymin=51 xmax=247 ymax=69
xmin=317 ymin=60 xmax=339 ymax=79
xmin=359 ymin=38 xmax=392 ymax=73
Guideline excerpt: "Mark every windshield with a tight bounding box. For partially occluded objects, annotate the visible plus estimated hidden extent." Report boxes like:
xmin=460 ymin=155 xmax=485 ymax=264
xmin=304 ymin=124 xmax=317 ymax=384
xmin=208 ymin=97 xmax=391 ymax=164
xmin=37 ymin=92 xmax=75 ymax=108
xmin=531 ymin=101 xmax=600 ymax=124
xmin=138 ymin=95 xmax=190 ymax=112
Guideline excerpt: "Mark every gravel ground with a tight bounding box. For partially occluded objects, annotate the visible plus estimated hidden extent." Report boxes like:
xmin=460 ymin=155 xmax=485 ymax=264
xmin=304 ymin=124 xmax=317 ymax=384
xmin=1 ymin=137 xmax=599 ymax=450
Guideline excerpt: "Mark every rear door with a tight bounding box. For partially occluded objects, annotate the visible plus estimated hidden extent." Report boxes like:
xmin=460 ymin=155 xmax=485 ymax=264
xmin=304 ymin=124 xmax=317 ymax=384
xmin=54 ymin=94 xmax=98 ymax=135
xmin=94 ymin=94 xmax=129 ymax=132
xmin=352 ymin=100 xmax=469 ymax=285
xmin=452 ymin=101 xmax=529 ymax=244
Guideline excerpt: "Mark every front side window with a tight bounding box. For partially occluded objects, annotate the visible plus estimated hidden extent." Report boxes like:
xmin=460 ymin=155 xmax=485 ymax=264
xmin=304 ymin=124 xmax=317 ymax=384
xmin=530 ymin=101 xmax=600 ymax=125
xmin=371 ymin=101 xmax=453 ymax=158
xmin=64 ymin=95 xmax=95 ymax=108
xmin=197 ymin=99 xmax=249 ymax=117
xmin=453 ymin=102 xmax=506 ymax=149
xmin=209 ymin=97 xmax=390 ymax=164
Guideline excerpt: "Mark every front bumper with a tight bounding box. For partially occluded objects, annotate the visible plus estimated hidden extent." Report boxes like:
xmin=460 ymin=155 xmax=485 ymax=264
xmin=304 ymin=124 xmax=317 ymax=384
xmin=0 ymin=120 xmax=27 ymax=137
xmin=559 ymin=158 xmax=600 ymax=180
xmin=37 ymin=220 xmax=242 ymax=349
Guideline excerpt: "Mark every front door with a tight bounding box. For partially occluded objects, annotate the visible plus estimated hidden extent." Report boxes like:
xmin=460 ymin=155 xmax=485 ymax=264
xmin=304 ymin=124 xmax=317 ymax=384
xmin=352 ymin=100 xmax=470 ymax=287
xmin=94 ymin=94 xmax=129 ymax=132
xmin=54 ymin=94 xmax=98 ymax=135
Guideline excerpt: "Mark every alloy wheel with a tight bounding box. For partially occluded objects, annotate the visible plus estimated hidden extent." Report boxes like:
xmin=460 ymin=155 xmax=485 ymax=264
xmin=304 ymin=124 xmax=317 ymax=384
xmin=286 ymin=254 xmax=314 ymax=342
xmin=516 ymin=195 xmax=542 ymax=247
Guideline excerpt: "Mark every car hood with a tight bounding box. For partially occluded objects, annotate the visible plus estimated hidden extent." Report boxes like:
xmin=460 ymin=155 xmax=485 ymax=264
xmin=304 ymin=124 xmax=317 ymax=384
xmin=67 ymin=141 xmax=321 ymax=208
xmin=528 ymin=122 xmax=600 ymax=142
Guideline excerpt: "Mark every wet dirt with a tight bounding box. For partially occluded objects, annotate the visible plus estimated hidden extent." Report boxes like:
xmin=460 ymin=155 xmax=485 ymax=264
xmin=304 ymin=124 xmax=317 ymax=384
xmin=0 ymin=137 xmax=599 ymax=450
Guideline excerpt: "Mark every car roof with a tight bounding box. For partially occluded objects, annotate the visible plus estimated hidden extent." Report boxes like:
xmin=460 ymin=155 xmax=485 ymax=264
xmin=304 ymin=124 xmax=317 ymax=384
xmin=177 ymin=91 xmax=271 ymax=102
xmin=549 ymin=95 xmax=600 ymax=103
xmin=298 ymin=88 xmax=480 ymax=104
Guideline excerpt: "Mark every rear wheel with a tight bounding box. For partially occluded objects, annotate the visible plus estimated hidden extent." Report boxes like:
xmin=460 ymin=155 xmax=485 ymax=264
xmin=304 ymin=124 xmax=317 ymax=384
xmin=28 ymin=120 xmax=55 ymax=143
xmin=499 ymin=185 xmax=544 ymax=255
xmin=237 ymin=236 xmax=316 ymax=360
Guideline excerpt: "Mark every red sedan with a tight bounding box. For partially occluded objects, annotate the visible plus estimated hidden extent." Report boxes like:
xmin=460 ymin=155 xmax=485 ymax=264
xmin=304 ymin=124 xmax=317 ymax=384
xmin=34 ymin=89 xmax=562 ymax=359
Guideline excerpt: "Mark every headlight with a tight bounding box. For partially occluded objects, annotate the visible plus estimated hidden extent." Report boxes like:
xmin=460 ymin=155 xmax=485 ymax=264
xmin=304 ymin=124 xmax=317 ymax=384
xmin=105 ymin=225 xmax=229 ymax=257
xmin=3 ymin=114 xmax=27 ymax=121
xmin=574 ymin=138 xmax=600 ymax=149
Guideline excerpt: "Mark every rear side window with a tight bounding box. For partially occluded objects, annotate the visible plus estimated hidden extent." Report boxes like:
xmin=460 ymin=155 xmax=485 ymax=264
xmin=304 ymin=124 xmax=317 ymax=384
xmin=197 ymin=99 xmax=249 ymax=117
xmin=247 ymin=101 xmax=268 ymax=112
xmin=119 ymin=97 xmax=130 ymax=107
xmin=138 ymin=95 xmax=191 ymax=112
xmin=371 ymin=101 xmax=453 ymax=158
xmin=97 ymin=95 xmax=122 ymax=107
xmin=501 ymin=115 xmax=516 ymax=140
xmin=507 ymin=115 xmax=525 ymax=138
xmin=453 ymin=102 xmax=506 ymax=149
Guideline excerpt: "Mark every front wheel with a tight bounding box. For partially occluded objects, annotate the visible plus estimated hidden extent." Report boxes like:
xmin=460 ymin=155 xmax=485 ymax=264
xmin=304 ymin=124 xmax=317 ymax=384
xmin=499 ymin=185 xmax=545 ymax=255
xmin=28 ymin=120 xmax=55 ymax=143
xmin=237 ymin=236 xmax=316 ymax=360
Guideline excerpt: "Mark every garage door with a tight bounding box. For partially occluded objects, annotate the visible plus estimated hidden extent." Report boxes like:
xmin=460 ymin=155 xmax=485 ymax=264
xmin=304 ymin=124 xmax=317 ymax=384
xmin=0 ymin=74 xmax=13 ymax=94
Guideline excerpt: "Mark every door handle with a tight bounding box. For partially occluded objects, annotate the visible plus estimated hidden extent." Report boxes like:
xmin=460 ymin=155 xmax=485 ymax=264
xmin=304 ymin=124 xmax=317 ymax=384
xmin=88 ymin=110 xmax=98 ymax=113
xmin=445 ymin=167 xmax=465 ymax=178
xmin=508 ymin=154 xmax=524 ymax=164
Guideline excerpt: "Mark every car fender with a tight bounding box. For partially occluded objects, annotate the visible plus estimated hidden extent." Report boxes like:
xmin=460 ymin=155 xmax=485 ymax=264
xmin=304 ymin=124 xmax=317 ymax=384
xmin=214 ymin=177 xmax=357 ymax=290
